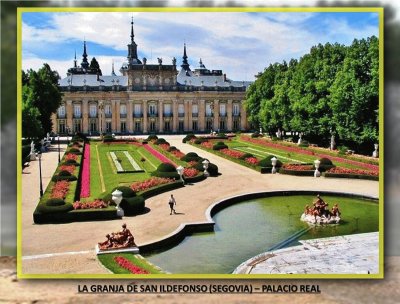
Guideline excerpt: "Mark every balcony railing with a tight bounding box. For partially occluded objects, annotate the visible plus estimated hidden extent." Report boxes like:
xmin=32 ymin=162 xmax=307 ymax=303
xmin=105 ymin=113 xmax=112 ymax=118
xmin=164 ymin=112 xmax=173 ymax=117
xmin=57 ymin=114 xmax=66 ymax=119
xmin=192 ymin=113 xmax=199 ymax=117
xmin=120 ymin=113 xmax=127 ymax=118
xmin=148 ymin=112 xmax=158 ymax=117
xmin=220 ymin=113 xmax=227 ymax=117
xmin=205 ymin=113 xmax=213 ymax=117
xmin=89 ymin=113 xmax=97 ymax=118
xmin=233 ymin=113 xmax=241 ymax=117
xmin=133 ymin=113 xmax=143 ymax=118
xmin=178 ymin=113 xmax=185 ymax=117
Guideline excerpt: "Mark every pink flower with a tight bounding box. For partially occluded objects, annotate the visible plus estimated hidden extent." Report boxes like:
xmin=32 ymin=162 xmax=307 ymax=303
xmin=79 ymin=143 xmax=90 ymax=198
xmin=200 ymin=141 xmax=213 ymax=149
xmin=143 ymin=144 xmax=177 ymax=167
xmin=59 ymin=165 xmax=75 ymax=174
xmin=51 ymin=180 xmax=70 ymax=199
xmin=65 ymin=154 xmax=78 ymax=161
xmin=114 ymin=256 xmax=150 ymax=274
xmin=245 ymin=157 xmax=259 ymax=165
xmin=73 ymin=199 xmax=108 ymax=210
xmin=327 ymin=167 xmax=379 ymax=176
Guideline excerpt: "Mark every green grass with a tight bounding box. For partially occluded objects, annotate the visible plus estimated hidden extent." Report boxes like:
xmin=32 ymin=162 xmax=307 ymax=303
xmin=87 ymin=142 xmax=165 ymax=200
xmin=98 ymin=253 xmax=164 ymax=274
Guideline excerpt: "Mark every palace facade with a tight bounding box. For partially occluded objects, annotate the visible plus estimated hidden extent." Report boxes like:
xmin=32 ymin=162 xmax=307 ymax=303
xmin=52 ymin=20 xmax=251 ymax=135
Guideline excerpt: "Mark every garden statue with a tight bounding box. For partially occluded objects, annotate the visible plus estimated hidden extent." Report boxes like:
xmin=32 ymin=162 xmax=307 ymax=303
xmin=98 ymin=223 xmax=137 ymax=251
xmin=297 ymin=133 xmax=303 ymax=145
xmin=276 ymin=129 xmax=282 ymax=139
xmin=30 ymin=141 xmax=36 ymax=160
xmin=330 ymin=134 xmax=336 ymax=150
xmin=373 ymin=144 xmax=379 ymax=158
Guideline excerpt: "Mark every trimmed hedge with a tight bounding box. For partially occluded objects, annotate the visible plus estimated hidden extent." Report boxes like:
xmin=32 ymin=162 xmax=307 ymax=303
xmin=316 ymin=157 xmax=335 ymax=172
xmin=120 ymin=196 xmax=145 ymax=215
xmin=278 ymin=168 xmax=315 ymax=176
xmin=151 ymin=171 xmax=180 ymax=180
xmin=156 ymin=162 xmax=177 ymax=172
xmin=213 ymin=143 xmax=228 ymax=150
xmin=103 ymin=135 xmax=114 ymax=142
xmin=182 ymin=134 xmax=196 ymax=143
xmin=45 ymin=198 xmax=65 ymax=206
xmin=63 ymin=159 xmax=79 ymax=166
xmin=168 ymin=146 xmax=178 ymax=152
xmin=154 ymin=138 xmax=168 ymax=145
xmin=111 ymin=186 xmax=136 ymax=198
xmin=52 ymin=175 xmax=78 ymax=182
xmin=147 ymin=135 xmax=158 ymax=141
xmin=184 ymin=173 xmax=206 ymax=183
xmin=22 ymin=145 xmax=31 ymax=165
xmin=194 ymin=138 xmax=205 ymax=145
xmin=58 ymin=170 xmax=72 ymax=177
xmin=323 ymin=172 xmax=379 ymax=181
xmin=181 ymin=152 xmax=202 ymax=162
xmin=33 ymin=207 xmax=117 ymax=224
xmin=258 ymin=155 xmax=283 ymax=168
xmin=194 ymin=161 xmax=219 ymax=176
xmin=239 ymin=153 xmax=254 ymax=160
xmin=36 ymin=202 xmax=74 ymax=214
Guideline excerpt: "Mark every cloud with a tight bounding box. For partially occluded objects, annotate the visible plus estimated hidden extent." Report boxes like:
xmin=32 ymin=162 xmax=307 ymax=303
xmin=22 ymin=11 xmax=379 ymax=81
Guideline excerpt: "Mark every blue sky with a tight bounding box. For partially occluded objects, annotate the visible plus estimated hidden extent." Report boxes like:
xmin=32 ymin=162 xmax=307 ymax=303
xmin=22 ymin=11 xmax=379 ymax=81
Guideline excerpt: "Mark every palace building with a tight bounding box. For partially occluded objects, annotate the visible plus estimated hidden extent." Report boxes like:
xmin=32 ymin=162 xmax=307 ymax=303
xmin=53 ymin=19 xmax=251 ymax=135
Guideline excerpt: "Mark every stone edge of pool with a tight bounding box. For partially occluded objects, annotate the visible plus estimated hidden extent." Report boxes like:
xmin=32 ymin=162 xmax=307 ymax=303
xmin=138 ymin=190 xmax=378 ymax=254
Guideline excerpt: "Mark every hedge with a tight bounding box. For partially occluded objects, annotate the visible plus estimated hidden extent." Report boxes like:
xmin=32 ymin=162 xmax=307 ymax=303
xmin=213 ymin=143 xmax=228 ymax=150
xmin=184 ymin=173 xmax=206 ymax=183
xmin=194 ymin=161 xmax=219 ymax=176
xmin=156 ymin=162 xmax=177 ymax=172
xmin=51 ymin=175 xmax=78 ymax=182
xmin=22 ymin=145 xmax=31 ymax=166
xmin=33 ymin=207 xmax=117 ymax=224
xmin=278 ymin=168 xmax=315 ymax=176
xmin=63 ymin=159 xmax=80 ymax=166
xmin=168 ymin=146 xmax=178 ymax=152
xmin=239 ymin=153 xmax=254 ymax=160
xmin=147 ymin=135 xmax=158 ymax=141
xmin=120 ymin=196 xmax=145 ymax=215
xmin=154 ymin=138 xmax=168 ymax=145
xmin=111 ymin=186 xmax=136 ymax=198
xmin=258 ymin=156 xmax=283 ymax=168
xmin=317 ymin=157 xmax=335 ymax=172
xmin=323 ymin=172 xmax=379 ymax=181
xmin=45 ymin=198 xmax=65 ymax=206
xmin=139 ymin=181 xmax=185 ymax=199
xmin=103 ymin=135 xmax=114 ymax=142
xmin=182 ymin=134 xmax=196 ymax=143
xmin=36 ymin=202 xmax=74 ymax=214
xmin=151 ymin=171 xmax=180 ymax=180
xmin=180 ymin=152 xmax=202 ymax=162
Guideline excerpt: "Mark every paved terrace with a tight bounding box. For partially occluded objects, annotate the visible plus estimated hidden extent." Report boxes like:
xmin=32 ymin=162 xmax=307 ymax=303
xmin=21 ymin=136 xmax=379 ymax=274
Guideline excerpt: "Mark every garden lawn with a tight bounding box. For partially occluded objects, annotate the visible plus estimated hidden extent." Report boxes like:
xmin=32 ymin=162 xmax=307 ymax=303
xmin=86 ymin=142 xmax=164 ymax=201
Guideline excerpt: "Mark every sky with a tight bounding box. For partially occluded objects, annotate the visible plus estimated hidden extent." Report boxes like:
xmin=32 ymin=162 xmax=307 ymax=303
xmin=22 ymin=11 xmax=379 ymax=81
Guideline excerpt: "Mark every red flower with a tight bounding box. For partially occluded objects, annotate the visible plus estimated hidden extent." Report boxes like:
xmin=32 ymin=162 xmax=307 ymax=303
xmin=159 ymin=144 xmax=170 ymax=151
xmin=245 ymin=157 xmax=259 ymax=165
xmin=59 ymin=165 xmax=75 ymax=174
xmin=131 ymin=177 xmax=173 ymax=192
xmin=283 ymin=164 xmax=314 ymax=171
xmin=114 ymin=256 xmax=150 ymax=274
xmin=183 ymin=167 xmax=199 ymax=178
xmin=200 ymin=141 xmax=213 ymax=149
xmin=220 ymin=148 xmax=245 ymax=158
xmin=51 ymin=180 xmax=70 ymax=199
xmin=327 ymin=167 xmax=379 ymax=176
xmin=65 ymin=154 xmax=78 ymax=161
xmin=73 ymin=199 xmax=108 ymax=210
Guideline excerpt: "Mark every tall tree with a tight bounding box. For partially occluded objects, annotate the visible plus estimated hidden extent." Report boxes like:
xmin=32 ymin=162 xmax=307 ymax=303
xmin=22 ymin=64 xmax=62 ymax=135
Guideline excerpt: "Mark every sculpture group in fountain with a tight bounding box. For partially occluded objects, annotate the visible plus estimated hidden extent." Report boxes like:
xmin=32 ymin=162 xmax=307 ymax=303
xmin=300 ymin=195 xmax=341 ymax=225
xmin=98 ymin=223 xmax=137 ymax=251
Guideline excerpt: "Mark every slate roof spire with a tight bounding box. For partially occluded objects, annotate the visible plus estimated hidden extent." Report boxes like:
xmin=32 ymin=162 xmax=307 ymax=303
xmin=81 ymin=40 xmax=89 ymax=70
xmin=130 ymin=16 xmax=135 ymax=43
xmin=73 ymin=50 xmax=77 ymax=68
xmin=181 ymin=43 xmax=191 ymax=72
xmin=127 ymin=17 xmax=141 ymax=65
xmin=111 ymin=61 xmax=116 ymax=76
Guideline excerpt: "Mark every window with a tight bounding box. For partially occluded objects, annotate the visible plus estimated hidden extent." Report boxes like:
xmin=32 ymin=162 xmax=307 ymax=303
xmin=164 ymin=104 xmax=172 ymax=116
xmin=149 ymin=104 xmax=157 ymax=115
xmin=233 ymin=103 xmax=240 ymax=116
xmin=178 ymin=104 xmax=184 ymax=117
xmin=164 ymin=121 xmax=171 ymax=131
xmin=121 ymin=122 xmax=126 ymax=133
xmin=74 ymin=120 xmax=81 ymax=132
xmin=120 ymin=104 xmax=127 ymax=114
xmin=106 ymin=122 xmax=112 ymax=133
xmin=219 ymin=120 xmax=225 ymax=131
xmin=58 ymin=121 xmax=66 ymax=133
xmin=135 ymin=121 xmax=141 ymax=132
xmin=73 ymin=104 xmax=81 ymax=118
xmin=206 ymin=119 xmax=213 ymax=130
xmin=233 ymin=119 xmax=240 ymax=130
xmin=58 ymin=105 xmax=66 ymax=117
xmin=192 ymin=104 xmax=198 ymax=114
xmin=192 ymin=120 xmax=198 ymax=131
xmin=90 ymin=120 xmax=97 ymax=133
xmin=89 ymin=104 xmax=97 ymax=118
xmin=105 ymin=104 xmax=112 ymax=115
xmin=134 ymin=104 xmax=141 ymax=115
xmin=206 ymin=103 xmax=212 ymax=116
xmin=219 ymin=103 xmax=226 ymax=116
xmin=150 ymin=121 xmax=156 ymax=132
xmin=178 ymin=121 xmax=184 ymax=132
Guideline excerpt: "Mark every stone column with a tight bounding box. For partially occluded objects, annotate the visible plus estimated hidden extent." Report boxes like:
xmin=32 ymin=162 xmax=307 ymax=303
xmin=127 ymin=100 xmax=133 ymax=133
xmin=184 ymin=100 xmax=189 ymax=131
xmin=213 ymin=99 xmax=219 ymax=131
xmin=111 ymin=100 xmax=117 ymax=132
xmin=188 ymin=100 xmax=193 ymax=132
xmin=51 ymin=113 xmax=57 ymax=133
xmin=227 ymin=99 xmax=233 ymax=131
xmin=199 ymin=99 xmax=205 ymax=132
xmin=158 ymin=99 xmax=164 ymax=132
xmin=172 ymin=99 xmax=178 ymax=132
xmin=143 ymin=100 xmax=148 ymax=134
xmin=66 ymin=100 xmax=73 ymax=131
xmin=240 ymin=100 xmax=247 ymax=131
xmin=116 ymin=101 xmax=121 ymax=132
xmin=82 ymin=100 xmax=89 ymax=134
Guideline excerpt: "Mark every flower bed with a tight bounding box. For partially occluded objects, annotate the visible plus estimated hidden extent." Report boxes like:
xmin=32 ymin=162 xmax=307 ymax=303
xmin=59 ymin=165 xmax=76 ymax=174
xmin=183 ymin=167 xmax=199 ymax=178
xmin=327 ymin=167 xmax=379 ymax=177
xmin=282 ymin=164 xmax=314 ymax=171
xmin=220 ymin=148 xmax=245 ymax=159
xmin=79 ymin=143 xmax=90 ymax=198
xmin=114 ymin=256 xmax=150 ymax=274
xmin=73 ymin=199 xmax=108 ymax=210
xmin=200 ymin=141 xmax=213 ymax=149
xmin=244 ymin=157 xmax=259 ymax=165
xmin=51 ymin=181 xmax=70 ymax=199
xmin=65 ymin=154 xmax=78 ymax=161
xmin=131 ymin=177 xmax=174 ymax=193
xmin=240 ymin=135 xmax=379 ymax=172
xmin=143 ymin=144 xmax=177 ymax=167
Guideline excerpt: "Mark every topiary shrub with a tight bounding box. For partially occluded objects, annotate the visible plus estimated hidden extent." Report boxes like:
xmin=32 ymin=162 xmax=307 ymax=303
xmin=194 ymin=138 xmax=205 ymax=145
xmin=258 ymin=155 xmax=283 ymax=168
xmin=119 ymin=196 xmax=145 ymax=215
xmin=45 ymin=198 xmax=65 ymax=206
xmin=151 ymin=171 xmax=180 ymax=180
xmin=195 ymin=159 xmax=219 ymax=176
xmin=111 ymin=186 xmax=136 ymax=198
xmin=69 ymin=148 xmax=80 ymax=153
xmin=239 ymin=153 xmax=254 ymax=160
xmin=103 ymin=134 xmax=114 ymax=142
xmin=52 ymin=175 xmax=77 ymax=182
xmin=154 ymin=138 xmax=168 ymax=145
xmin=168 ymin=146 xmax=177 ymax=152
xmin=182 ymin=133 xmax=196 ymax=143
xmin=36 ymin=202 xmax=73 ymax=214
xmin=316 ymin=157 xmax=335 ymax=172
xmin=63 ymin=159 xmax=79 ymax=166
xmin=180 ymin=152 xmax=202 ymax=162
xmin=213 ymin=142 xmax=228 ymax=150
xmin=251 ymin=131 xmax=262 ymax=138
xmin=156 ymin=162 xmax=177 ymax=172
xmin=147 ymin=135 xmax=158 ymax=141
xmin=58 ymin=170 xmax=72 ymax=176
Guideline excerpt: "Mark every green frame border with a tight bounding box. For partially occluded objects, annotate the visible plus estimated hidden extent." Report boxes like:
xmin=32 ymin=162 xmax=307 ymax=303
xmin=16 ymin=6 xmax=384 ymax=279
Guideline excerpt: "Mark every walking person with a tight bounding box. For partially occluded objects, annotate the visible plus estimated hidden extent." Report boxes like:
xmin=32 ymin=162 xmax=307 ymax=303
xmin=169 ymin=194 xmax=177 ymax=215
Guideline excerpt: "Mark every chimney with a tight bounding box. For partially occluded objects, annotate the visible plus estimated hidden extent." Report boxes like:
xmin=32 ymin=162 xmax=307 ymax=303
xmin=223 ymin=74 xmax=226 ymax=82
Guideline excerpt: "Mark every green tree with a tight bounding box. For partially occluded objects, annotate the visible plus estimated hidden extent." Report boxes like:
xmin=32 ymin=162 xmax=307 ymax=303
xmin=90 ymin=57 xmax=102 ymax=75
xmin=22 ymin=64 xmax=62 ymax=135
xmin=22 ymin=86 xmax=43 ymax=139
